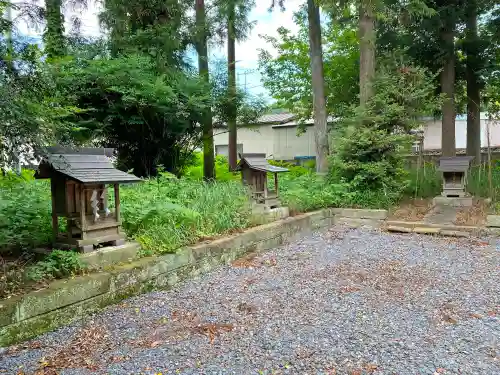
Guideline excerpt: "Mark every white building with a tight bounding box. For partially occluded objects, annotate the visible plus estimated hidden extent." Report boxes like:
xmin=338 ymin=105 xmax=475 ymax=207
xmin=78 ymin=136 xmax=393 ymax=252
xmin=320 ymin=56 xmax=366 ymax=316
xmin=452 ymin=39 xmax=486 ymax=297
xmin=214 ymin=112 xmax=499 ymax=160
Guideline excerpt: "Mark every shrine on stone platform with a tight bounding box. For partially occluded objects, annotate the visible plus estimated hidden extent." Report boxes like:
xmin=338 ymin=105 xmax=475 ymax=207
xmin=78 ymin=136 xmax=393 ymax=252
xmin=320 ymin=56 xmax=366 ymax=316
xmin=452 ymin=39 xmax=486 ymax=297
xmin=35 ymin=147 xmax=141 ymax=252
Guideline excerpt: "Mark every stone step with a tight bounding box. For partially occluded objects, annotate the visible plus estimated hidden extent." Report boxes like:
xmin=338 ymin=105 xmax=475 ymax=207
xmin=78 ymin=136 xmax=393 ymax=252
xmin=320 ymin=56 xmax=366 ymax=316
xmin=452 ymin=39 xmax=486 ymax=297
xmin=385 ymin=223 xmax=470 ymax=238
xmin=386 ymin=225 xmax=413 ymax=233
xmin=386 ymin=220 xmax=481 ymax=233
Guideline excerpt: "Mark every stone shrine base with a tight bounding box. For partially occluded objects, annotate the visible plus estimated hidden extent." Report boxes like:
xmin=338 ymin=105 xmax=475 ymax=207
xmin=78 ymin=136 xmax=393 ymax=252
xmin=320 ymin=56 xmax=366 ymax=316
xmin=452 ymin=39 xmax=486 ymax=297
xmin=432 ymin=196 xmax=473 ymax=207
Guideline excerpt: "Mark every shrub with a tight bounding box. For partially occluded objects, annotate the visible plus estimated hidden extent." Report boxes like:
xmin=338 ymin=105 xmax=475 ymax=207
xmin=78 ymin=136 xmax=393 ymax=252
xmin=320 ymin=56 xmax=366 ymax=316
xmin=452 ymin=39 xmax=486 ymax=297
xmin=278 ymin=173 xmax=353 ymax=214
xmin=26 ymin=250 xmax=86 ymax=282
xmin=268 ymin=160 xmax=311 ymax=178
xmin=0 ymin=174 xmax=53 ymax=254
xmin=183 ymin=152 xmax=239 ymax=181
xmin=329 ymin=53 xmax=439 ymax=204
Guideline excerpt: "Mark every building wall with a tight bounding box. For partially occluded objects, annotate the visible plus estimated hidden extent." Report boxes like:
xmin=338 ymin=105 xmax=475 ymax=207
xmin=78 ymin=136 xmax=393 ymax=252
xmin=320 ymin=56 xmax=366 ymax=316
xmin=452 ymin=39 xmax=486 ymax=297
xmin=214 ymin=117 xmax=500 ymax=160
xmin=213 ymin=125 xmax=275 ymax=158
xmin=273 ymin=126 xmax=316 ymax=160
xmin=423 ymin=119 xmax=499 ymax=150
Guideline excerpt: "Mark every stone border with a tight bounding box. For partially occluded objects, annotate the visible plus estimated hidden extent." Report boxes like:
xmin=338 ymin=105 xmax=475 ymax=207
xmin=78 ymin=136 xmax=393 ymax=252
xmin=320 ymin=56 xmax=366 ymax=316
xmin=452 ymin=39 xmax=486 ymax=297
xmin=486 ymin=215 xmax=500 ymax=228
xmin=1 ymin=207 xmax=352 ymax=347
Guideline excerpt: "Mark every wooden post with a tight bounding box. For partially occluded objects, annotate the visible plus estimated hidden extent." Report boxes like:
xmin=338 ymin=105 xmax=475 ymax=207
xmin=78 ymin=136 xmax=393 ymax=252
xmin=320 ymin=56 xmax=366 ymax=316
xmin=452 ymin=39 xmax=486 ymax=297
xmin=263 ymin=173 xmax=268 ymax=200
xmin=80 ymin=185 xmax=87 ymax=239
xmin=274 ymin=173 xmax=279 ymax=198
xmin=114 ymin=184 xmax=121 ymax=224
xmin=50 ymin=180 xmax=58 ymax=243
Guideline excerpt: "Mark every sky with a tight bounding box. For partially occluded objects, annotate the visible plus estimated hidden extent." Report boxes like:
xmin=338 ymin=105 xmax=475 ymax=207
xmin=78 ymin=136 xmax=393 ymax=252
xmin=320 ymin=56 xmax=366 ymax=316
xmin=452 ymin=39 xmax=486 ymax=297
xmin=11 ymin=0 xmax=304 ymax=99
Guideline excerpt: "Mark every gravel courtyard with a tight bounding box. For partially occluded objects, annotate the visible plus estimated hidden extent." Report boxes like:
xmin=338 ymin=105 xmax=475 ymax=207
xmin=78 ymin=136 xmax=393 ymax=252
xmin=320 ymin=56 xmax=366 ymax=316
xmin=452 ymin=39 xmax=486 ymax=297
xmin=1 ymin=227 xmax=499 ymax=375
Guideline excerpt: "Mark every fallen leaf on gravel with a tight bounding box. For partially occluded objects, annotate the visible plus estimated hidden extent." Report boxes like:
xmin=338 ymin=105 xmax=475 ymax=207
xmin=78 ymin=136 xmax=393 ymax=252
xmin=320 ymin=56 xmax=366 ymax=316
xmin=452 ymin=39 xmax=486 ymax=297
xmin=338 ymin=285 xmax=361 ymax=294
xmin=442 ymin=314 xmax=458 ymax=324
xmin=470 ymin=313 xmax=483 ymax=319
xmin=231 ymin=253 xmax=260 ymax=268
xmin=237 ymin=302 xmax=257 ymax=313
xmin=150 ymin=340 xmax=162 ymax=348
xmin=109 ymin=355 xmax=125 ymax=363
xmin=193 ymin=323 xmax=234 ymax=344
xmin=365 ymin=363 xmax=378 ymax=373
xmin=35 ymin=324 xmax=112 ymax=374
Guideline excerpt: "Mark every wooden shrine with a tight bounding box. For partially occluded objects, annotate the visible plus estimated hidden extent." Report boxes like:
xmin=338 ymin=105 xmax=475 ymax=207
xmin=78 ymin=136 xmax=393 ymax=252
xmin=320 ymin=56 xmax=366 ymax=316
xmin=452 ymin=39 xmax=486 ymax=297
xmin=236 ymin=153 xmax=288 ymax=210
xmin=438 ymin=156 xmax=474 ymax=197
xmin=35 ymin=147 xmax=141 ymax=253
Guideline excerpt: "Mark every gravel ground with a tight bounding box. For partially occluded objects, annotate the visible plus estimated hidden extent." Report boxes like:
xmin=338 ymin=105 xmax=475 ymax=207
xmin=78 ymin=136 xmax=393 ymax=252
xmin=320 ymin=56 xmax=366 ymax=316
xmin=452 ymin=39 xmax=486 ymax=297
xmin=1 ymin=227 xmax=500 ymax=375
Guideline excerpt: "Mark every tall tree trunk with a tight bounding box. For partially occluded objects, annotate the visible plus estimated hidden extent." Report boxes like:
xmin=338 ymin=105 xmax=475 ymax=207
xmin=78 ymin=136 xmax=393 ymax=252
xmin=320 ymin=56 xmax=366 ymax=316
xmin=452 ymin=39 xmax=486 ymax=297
xmin=359 ymin=0 xmax=375 ymax=106
xmin=43 ymin=0 xmax=65 ymax=59
xmin=195 ymin=0 xmax=215 ymax=180
xmin=465 ymin=0 xmax=481 ymax=165
xmin=227 ymin=2 xmax=237 ymax=171
xmin=307 ymin=0 xmax=329 ymax=174
xmin=440 ymin=27 xmax=456 ymax=157
xmin=4 ymin=3 xmax=14 ymax=75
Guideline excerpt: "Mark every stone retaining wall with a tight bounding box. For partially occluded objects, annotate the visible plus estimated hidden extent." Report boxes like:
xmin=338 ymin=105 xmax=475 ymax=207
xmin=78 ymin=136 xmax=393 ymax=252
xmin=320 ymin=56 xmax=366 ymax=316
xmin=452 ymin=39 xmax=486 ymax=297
xmin=0 ymin=207 xmax=388 ymax=346
xmin=2 ymin=208 xmax=361 ymax=347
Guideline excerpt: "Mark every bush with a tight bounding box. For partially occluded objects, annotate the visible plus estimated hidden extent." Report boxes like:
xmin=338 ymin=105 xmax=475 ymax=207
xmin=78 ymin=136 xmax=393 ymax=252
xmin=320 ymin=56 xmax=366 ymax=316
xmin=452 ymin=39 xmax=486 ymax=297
xmin=278 ymin=173 xmax=353 ymax=214
xmin=183 ymin=152 xmax=239 ymax=181
xmin=0 ymin=173 xmax=53 ymax=254
xmin=26 ymin=250 xmax=86 ymax=282
xmin=329 ymin=53 xmax=439 ymax=205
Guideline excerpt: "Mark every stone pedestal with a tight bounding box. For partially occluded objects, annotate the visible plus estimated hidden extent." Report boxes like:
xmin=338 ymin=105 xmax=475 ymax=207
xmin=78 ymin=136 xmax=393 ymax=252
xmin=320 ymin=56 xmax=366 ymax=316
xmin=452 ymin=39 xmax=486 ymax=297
xmin=432 ymin=196 xmax=473 ymax=207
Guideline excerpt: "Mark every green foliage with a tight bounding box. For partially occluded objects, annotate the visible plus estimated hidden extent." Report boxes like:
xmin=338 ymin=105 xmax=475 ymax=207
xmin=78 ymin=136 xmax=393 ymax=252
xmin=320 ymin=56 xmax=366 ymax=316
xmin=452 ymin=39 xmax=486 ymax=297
xmin=43 ymin=0 xmax=66 ymax=59
xmin=54 ymin=54 xmax=211 ymax=177
xmin=118 ymin=177 xmax=251 ymax=253
xmin=404 ymin=162 xmax=442 ymax=198
xmin=0 ymin=176 xmax=53 ymax=254
xmin=268 ymin=160 xmax=312 ymax=178
xmin=26 ymin=250 xmax=86 ymax=282
xmin=183 ymin=153 xmax=239 ymax=181
xmin=278 ymin=173 xmax=353 ymax=214
xmin=0 ymin=40 xmax=76 ymax=171
xmin=330 ymin=54 xmax=439 ymax=201
xmin=259 ymin=11 xmax=359 ymax=119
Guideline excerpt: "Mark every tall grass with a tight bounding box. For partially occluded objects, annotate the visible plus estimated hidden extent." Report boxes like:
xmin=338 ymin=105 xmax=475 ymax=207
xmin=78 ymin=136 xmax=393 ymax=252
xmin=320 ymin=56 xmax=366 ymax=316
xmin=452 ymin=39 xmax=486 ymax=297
xmin=0 ymin=173 xmax=53 ymax=253
xmin=404 ymin=162 xmax=442 ymax=198
xmin=121 ymin=174 xmax=251 ymax=253
xmin=405 ymin=160 xmax=500 ymax=201
xmin=0 ymin=171 xmax=252 ymax=255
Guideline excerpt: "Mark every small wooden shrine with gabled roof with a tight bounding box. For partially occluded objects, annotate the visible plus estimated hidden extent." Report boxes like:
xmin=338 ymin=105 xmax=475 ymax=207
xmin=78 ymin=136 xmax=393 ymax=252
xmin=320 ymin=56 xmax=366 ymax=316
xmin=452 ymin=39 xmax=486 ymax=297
xmin=35 ymin=147 xmax=141 ymax=252
xmin=438 ymin=156 xmax=474 ymax=198
xmin=236 ymin=153 xmax=288 ymax=210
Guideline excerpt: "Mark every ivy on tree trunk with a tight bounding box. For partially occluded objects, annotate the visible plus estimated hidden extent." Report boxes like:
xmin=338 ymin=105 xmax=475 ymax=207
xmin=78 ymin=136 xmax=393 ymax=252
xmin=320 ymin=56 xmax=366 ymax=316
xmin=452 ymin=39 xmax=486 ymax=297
xmin=43 ymin=0 xmax=65 ymax=59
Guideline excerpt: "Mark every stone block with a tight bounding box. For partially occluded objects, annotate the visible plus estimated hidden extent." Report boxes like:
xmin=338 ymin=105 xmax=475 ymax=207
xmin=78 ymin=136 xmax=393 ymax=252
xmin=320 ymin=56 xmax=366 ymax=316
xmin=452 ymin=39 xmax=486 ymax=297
xmin=440 ymin=230 xmax=469 ymax=238
xmin=15 ymin=273 xmax=111 ymax=323
xmin=432 ymin=196 xmax=473 ymax=207
xmin=336 ymin=208 xmax=388 ymax=220
xmin=80 ymin=242 xmax=141 ymax=269
xmin=486 ymin=215 xmax=500 ymax=228
xmin=0 ymin=297 xmax=18 ymax=327
xmin=334 ymin=217 xmax=383 ymax=228
xmin=387 ymin=226 xmax=413 ymax=233
xmin=413 ymin=227 xmax=441 ymax=235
